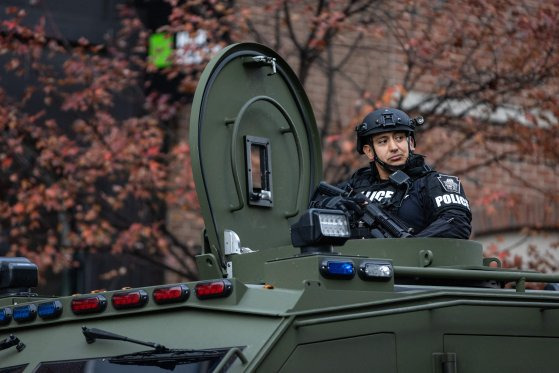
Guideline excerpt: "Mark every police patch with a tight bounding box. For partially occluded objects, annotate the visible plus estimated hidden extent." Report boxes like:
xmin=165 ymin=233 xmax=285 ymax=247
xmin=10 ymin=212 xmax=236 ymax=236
xmin=437 ymin=174 xmax=461 ymax=193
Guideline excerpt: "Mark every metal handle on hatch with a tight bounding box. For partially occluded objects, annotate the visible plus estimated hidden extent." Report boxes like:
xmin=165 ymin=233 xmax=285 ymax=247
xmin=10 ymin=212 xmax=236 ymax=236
xmin=229 ymin=95 xmax=304 ymax=218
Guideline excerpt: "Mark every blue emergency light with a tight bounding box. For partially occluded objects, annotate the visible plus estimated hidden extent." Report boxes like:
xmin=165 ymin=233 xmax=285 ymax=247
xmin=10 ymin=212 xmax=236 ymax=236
xmin=320 ymin=259 xmax=356 ymax=279
xmin=38 ymin=301 xmax=63 ymax=320
xmin=0 ymin=307 xmax=12 ymax=326
xmin=13 ymin=304 xmax=37 ymax=323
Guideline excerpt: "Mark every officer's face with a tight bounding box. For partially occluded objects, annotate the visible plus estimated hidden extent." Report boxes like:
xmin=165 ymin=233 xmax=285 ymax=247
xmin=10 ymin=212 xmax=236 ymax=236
xmin=363 ymin=131 xmax=410 ymax=167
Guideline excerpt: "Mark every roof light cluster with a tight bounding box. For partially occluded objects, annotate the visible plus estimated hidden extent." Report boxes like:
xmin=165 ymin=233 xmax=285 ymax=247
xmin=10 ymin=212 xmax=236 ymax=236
xmin=0 ymin=281 xmax=233 ymax=327
xmin=320 ymin=259 xmax=393 ymax=281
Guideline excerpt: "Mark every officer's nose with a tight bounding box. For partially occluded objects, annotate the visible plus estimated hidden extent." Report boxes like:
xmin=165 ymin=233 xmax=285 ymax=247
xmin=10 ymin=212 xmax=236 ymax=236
xmin=387 ymin=138 xmax=398 ymax=151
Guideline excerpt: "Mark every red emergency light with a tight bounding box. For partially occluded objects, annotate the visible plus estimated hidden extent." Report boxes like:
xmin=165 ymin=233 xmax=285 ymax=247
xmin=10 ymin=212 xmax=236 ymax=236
xmin=71 ymin=295 xmax=107 ymax=315
xmin=195 ymin=279 xmax=233 ymax=300
xmin=153 ymin=284 xmax=190 ymax=304
xmin=112 ymin=289 xmax=148 ymax=310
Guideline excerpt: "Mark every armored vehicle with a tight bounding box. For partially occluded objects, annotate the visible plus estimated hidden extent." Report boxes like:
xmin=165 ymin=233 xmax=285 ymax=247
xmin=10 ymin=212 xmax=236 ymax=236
xmin=2 ymin=43 xmax=559 ymax=373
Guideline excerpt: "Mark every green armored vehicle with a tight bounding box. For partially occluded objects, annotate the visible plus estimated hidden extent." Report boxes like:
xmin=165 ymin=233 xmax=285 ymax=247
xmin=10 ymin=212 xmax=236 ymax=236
xmin=2 ymin=43 xmax=559 ymax=373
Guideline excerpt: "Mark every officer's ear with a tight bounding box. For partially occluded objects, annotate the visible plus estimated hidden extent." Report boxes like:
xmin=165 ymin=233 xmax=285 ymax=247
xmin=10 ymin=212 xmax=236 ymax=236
xmin=362 ymin=144 xmax=375 ymax=161
xmin=408 ymin=136 xmax=415 ymax=151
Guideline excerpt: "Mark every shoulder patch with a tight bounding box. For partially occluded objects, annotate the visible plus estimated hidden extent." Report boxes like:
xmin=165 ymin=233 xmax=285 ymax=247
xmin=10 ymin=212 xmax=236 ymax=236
xmin=437 ymin=174 xmax=461 ymax=193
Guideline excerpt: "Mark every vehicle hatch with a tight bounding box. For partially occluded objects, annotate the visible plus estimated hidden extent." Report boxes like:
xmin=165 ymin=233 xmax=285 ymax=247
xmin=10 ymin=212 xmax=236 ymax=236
xmin=190 ymin=42 xmax=322 ymax=269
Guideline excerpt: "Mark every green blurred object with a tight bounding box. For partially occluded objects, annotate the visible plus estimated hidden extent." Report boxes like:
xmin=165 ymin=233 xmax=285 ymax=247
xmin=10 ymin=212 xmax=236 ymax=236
xmin=148 ymin=32 xmax=172 ymax=68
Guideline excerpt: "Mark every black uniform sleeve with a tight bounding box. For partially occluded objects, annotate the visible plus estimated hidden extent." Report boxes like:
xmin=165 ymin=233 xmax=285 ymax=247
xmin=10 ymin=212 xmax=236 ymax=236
xmin=415 ymin=209 xmax=472 ymax=238
xmin=415 ymin=173 xmax=472 ymax=239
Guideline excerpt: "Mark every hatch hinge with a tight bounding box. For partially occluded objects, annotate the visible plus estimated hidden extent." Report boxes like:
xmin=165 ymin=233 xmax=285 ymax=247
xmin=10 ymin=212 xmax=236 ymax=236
xmin=432 ymin=352 xmax=457 ymax=373
xmin=224 ymin=230 xmax=254 ymax=279
xmin=243 ymin=55 xmax=277 ymax=75
xmin=224 ymin=230 xmax=254 ymax=255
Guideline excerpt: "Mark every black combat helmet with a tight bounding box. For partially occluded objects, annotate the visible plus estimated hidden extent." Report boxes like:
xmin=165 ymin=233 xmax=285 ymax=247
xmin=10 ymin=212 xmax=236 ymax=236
xmin=355 ymin=108 xmax=424 ymax=154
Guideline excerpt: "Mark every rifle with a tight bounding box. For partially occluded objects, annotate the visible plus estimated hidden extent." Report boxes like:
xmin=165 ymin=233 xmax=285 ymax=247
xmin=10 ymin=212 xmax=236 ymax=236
xmin=315 ymin=181 xmax=413 ymax=239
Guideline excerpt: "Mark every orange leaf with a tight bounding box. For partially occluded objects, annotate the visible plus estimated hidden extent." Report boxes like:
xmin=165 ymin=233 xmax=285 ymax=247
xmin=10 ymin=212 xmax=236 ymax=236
xmin=12 ymin=203 xmax=25 ymax=214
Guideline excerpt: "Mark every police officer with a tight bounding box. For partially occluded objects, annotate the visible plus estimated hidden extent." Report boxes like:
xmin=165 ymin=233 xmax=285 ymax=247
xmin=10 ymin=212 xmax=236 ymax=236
xmin=311 ymin=107 xmax=472 ymax=239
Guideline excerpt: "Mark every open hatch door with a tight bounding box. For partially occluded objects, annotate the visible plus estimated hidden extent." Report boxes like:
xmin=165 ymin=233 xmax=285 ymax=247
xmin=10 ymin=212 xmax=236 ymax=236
xmin=190 ymin=43 xmax=322 ymax=276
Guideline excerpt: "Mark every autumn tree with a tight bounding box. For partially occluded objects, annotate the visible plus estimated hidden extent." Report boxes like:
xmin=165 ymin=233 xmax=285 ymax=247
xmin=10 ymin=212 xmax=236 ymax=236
xmin=0 ymin=3 xmax=228 ymax=286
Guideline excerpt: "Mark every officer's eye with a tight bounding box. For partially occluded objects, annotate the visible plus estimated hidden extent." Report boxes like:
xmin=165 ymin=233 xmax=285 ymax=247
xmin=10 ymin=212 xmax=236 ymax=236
xmin=376 ymin=138 xmax=387 ymax=145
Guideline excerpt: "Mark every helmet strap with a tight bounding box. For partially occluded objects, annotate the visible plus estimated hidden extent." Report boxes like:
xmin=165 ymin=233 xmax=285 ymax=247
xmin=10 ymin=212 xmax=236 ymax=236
xmin=374 ymin=155 xmax=404 ymax=174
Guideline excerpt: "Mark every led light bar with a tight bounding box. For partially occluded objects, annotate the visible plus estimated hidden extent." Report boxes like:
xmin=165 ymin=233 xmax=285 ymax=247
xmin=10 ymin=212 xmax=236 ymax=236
xmin=320 ymin=259 xmax=356 ymax=279
xmin=359 ymin=260 xmax=393 ymax=281
xmin=0 ymin=307 xmax=12 ymax=326
xmin=195 ymin=279 xmax=233 ymax=300
xmin=71 ymin=295 xmax=107 ymax=315
xmin=318 ymin=213 xmax=350 ymax=237
xmin=38 ymin=300 xmax=63 ymax=320
xmin=112 ymin=289 xmax=149 ymax=310
xmin=13 ymin=304 xmax=37 ymax=323
xmin=291 ymin=209 xmax=351 ymax=250
xmin=153 ymin=284 xmax=190 ymax=304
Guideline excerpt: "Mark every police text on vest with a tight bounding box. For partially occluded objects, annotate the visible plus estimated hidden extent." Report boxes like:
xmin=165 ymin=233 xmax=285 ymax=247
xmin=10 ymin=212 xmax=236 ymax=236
xmin=435 ymin=194 xmax=470 ymax=209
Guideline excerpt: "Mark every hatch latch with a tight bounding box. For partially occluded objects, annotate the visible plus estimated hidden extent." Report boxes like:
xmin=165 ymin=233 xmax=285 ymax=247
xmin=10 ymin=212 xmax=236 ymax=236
xmin=243 ymin=55 xmax=277 ymax=75
xmin=224 ymin=230 xmax=254 ymax=279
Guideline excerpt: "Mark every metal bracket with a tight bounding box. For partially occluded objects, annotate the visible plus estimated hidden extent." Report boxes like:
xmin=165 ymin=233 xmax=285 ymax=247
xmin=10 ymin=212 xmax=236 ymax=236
xmin=516 ymin=276 xmax=526 ymax=292
xmin=226 ymin=262 xmax=233 ymax=279
xmin=419 ymin=249 xmax=433 ymax=267
xmin=432 ymin=352 xmax=457 ymax=373
xmin=483 ymin=257 xmax=502 ymax=268
xmin=0 ymin=334 xmax=25 ymax=353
